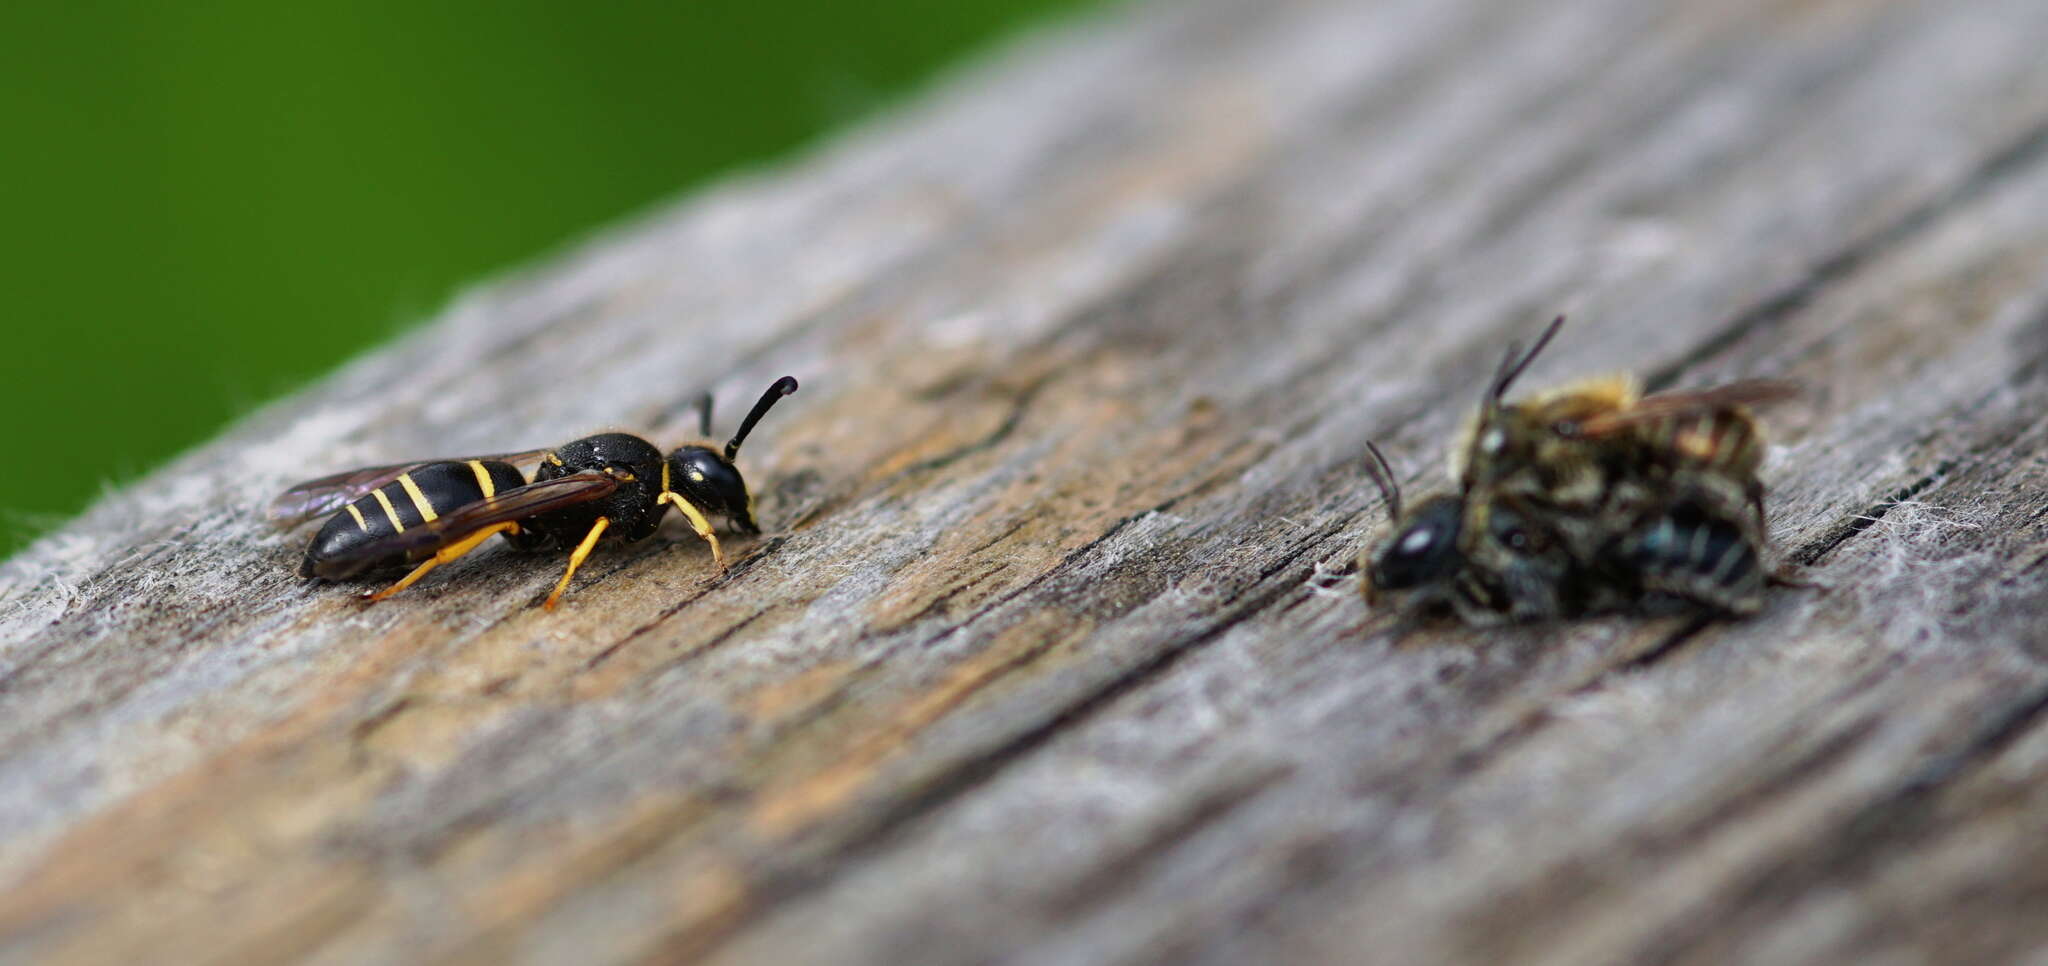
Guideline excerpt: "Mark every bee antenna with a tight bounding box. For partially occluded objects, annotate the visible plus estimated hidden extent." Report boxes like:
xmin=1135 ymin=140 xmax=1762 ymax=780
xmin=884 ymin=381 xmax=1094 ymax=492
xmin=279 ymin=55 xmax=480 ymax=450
xmin=1364 ymin=441 xmax=1402 ymax=522
xmin=725 ymin=376 xmax=799 ymax=462
xmin=1488 ymin=314 xmax=1567 ymax=404
xmin=696 ymin=391 xmax=715 ymax=438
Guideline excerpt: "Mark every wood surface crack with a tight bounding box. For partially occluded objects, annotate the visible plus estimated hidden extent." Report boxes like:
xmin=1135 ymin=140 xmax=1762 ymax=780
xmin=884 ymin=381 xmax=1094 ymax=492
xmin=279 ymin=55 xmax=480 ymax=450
xmin=1604 ymin=614 xmax=1718 ymax=675
xmin=1793 ymin=458 xmax=1959 ymax=566
xmin=1629 ymin=676 xmax=2048 ymax=965
xmin=588 ymin=607 xmax=767 ymax=675
xmin=10 ymin=0 xmax=2048 ymax=960
xmin=857 ymin=530 xmax=1327 ymax=836
xmin=910 ymin=498 xmax=1190 ymax=651
xmin=2007 ymin=548 xmax=2048 ymax=587
xmin=1422 ymin=617 xmax=1739 ymax=815
xmin=898 ymin=376 xmax=1053 ymax=478
xmin=700 ymin=530 xmax=1340 ymax=957
xmin=1644 ymin=112 xmax=2048 ymax=392
xmin=962 ymin=518 xmax=1033 ymax=560
xmin=695 ymin=506 xmax=1189 ymax=761
xmin=891 ymin=560 xmax=1014 ymax=630
xmin=1039 ymin=760 xmax=1293 ymax=919
xmin=579 ymin=538 xmax=791 ymax=673
xmin=1655 ymin=659 xmax=1903 ymax=845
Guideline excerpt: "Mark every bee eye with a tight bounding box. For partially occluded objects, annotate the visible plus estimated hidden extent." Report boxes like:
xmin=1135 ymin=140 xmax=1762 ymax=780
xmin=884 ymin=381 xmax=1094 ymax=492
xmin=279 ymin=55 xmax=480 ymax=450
xmin=1398 ymin=527 xmax=1437 ymax=555
xmin=1370 ymin=496 xmax=1464 ymax=591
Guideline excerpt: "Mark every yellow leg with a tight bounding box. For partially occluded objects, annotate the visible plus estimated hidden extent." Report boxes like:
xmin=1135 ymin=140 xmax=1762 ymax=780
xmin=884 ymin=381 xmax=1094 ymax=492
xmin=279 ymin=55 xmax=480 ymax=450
xmin=366 ymin=521 xmax=521 ymax=602
xmin=659 ymin=492 xmax=725 ymax=570
xmin=545 ymin=516 xmax=610 ymax=610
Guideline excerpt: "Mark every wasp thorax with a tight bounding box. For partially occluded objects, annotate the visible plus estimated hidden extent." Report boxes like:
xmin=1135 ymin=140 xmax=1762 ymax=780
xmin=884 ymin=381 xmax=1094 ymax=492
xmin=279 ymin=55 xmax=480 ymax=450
xmin=539 ymin=432 xmax=664 ymax=481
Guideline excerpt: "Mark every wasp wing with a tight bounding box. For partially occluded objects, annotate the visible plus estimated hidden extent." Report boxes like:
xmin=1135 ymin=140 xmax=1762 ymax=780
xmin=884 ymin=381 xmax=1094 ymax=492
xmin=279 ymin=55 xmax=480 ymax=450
xmin=267 ymin=449 xmax=553 ymax=525
xmin=307 ymin=472 xmax=618 ymax=570
xmin=1573 ymin=380 xmax=1797 ymax=437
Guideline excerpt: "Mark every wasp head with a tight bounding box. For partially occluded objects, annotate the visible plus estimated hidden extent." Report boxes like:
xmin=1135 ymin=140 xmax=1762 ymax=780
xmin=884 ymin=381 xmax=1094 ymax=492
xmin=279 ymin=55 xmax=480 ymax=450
xmin=665 ymin=446 xmax=758 ymax=534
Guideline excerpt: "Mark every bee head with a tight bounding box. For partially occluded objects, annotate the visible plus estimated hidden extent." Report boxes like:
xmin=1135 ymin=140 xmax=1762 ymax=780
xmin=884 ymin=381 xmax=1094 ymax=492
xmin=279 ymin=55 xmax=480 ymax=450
xmin=1359 ymin=442 xmax=1466 ymax=605
xmin=1367 ymin=494 xmax=1466 ymax=594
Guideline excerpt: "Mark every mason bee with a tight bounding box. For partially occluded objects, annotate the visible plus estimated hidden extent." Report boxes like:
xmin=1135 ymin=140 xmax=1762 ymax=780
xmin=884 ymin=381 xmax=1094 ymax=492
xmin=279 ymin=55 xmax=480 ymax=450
xmin=1361 ymin=317 xmax=1794 ymax=624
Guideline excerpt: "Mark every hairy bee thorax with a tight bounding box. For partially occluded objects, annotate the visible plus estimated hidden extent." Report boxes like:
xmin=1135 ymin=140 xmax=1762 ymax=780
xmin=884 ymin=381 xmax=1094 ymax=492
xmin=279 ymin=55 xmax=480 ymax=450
xmin=1448 ymin=374 xmax=1640 ymax=484
xmin=1524 ymin=373 xmax=1642 ymax=417
xmin=1449 ymin=373 xmax=1648 ymax=518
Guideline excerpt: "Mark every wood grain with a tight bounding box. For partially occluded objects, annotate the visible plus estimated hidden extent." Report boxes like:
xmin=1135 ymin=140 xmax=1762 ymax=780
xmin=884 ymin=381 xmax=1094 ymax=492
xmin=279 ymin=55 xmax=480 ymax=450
xmin=5 ymin=0 xmax=2048 ymax=962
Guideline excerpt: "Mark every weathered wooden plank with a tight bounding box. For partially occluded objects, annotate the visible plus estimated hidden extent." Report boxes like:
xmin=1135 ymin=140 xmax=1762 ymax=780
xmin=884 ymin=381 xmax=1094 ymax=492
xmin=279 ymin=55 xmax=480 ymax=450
xmin=4 ymin=0 xmax=2048 ymax=962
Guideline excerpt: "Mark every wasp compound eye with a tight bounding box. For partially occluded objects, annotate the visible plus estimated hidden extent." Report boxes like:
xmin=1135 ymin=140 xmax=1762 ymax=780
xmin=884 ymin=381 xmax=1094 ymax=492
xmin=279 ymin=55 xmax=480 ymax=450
xmin=667 ymin=447 xmax=752 ymax=522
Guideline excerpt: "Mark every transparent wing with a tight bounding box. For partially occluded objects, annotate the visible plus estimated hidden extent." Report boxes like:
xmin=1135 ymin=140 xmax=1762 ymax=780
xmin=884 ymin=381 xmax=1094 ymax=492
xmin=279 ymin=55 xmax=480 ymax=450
xmin=307 ymin=472 xmax=617 ymax=569
xmin=267 ymin=448 xmax=551 ymax=525
xmin=1573 ymin=380 xmax=1797 ymax=437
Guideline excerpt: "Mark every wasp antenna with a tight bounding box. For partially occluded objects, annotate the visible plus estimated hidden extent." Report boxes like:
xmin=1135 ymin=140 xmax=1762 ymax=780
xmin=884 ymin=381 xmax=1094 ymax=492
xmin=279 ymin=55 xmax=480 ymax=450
xmin=696 ymin=391 xmax=716 ymax=438
xmin=1489 ymin=314 xmax=1568 ymax=403
xmin=1364 ymin=441 xmax=1402 ymax=522
xmin=726 ymin=376 xmax=799 ymax=461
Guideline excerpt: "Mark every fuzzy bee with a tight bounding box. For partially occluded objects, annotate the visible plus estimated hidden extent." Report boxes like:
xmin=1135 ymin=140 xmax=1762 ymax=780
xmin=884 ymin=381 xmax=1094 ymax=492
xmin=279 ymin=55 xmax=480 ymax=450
xmin=1361 ymin=316 xmax=1794 ymax=624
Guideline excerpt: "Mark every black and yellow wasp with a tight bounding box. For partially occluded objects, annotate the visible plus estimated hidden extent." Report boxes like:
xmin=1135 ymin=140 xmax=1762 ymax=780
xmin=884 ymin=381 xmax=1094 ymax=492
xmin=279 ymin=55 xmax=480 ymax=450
xmin=271 ymin=377 xmax=798 ymax=608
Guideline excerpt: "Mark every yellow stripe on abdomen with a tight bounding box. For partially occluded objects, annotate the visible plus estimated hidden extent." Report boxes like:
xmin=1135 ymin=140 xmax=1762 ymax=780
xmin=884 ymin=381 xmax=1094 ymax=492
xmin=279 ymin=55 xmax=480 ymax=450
xmin=467 ymin=460 xmax=497 ymax=500
xmin=371 ymin=489 xmax=406 ymax=532
xmin=398 ymin=473 xmax=439 ymax=522
xmin=346 ymin=504 xmax=369 ymax=531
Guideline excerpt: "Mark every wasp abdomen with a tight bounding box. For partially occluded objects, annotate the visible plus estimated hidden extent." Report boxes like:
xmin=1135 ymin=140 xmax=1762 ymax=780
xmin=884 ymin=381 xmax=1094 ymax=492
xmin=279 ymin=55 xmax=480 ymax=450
xmin=300 ymin=460 xmax=528 ymax=580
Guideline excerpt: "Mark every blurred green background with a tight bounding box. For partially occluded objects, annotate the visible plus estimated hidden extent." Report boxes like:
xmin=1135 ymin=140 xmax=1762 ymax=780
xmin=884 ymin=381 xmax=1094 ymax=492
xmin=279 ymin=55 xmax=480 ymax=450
xmin=0 ymin=0 xmax=1099 ymax=559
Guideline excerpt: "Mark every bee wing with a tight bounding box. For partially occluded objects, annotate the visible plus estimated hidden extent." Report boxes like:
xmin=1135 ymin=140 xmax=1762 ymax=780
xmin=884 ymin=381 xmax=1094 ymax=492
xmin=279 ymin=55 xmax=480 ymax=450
xmin=267 ymin=449 xmax=553 ymax=525
xmin=307 ymin=472 xmax=619 ymax=570
xmin=1574 ymin=380 xmax=1797 ymax=437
